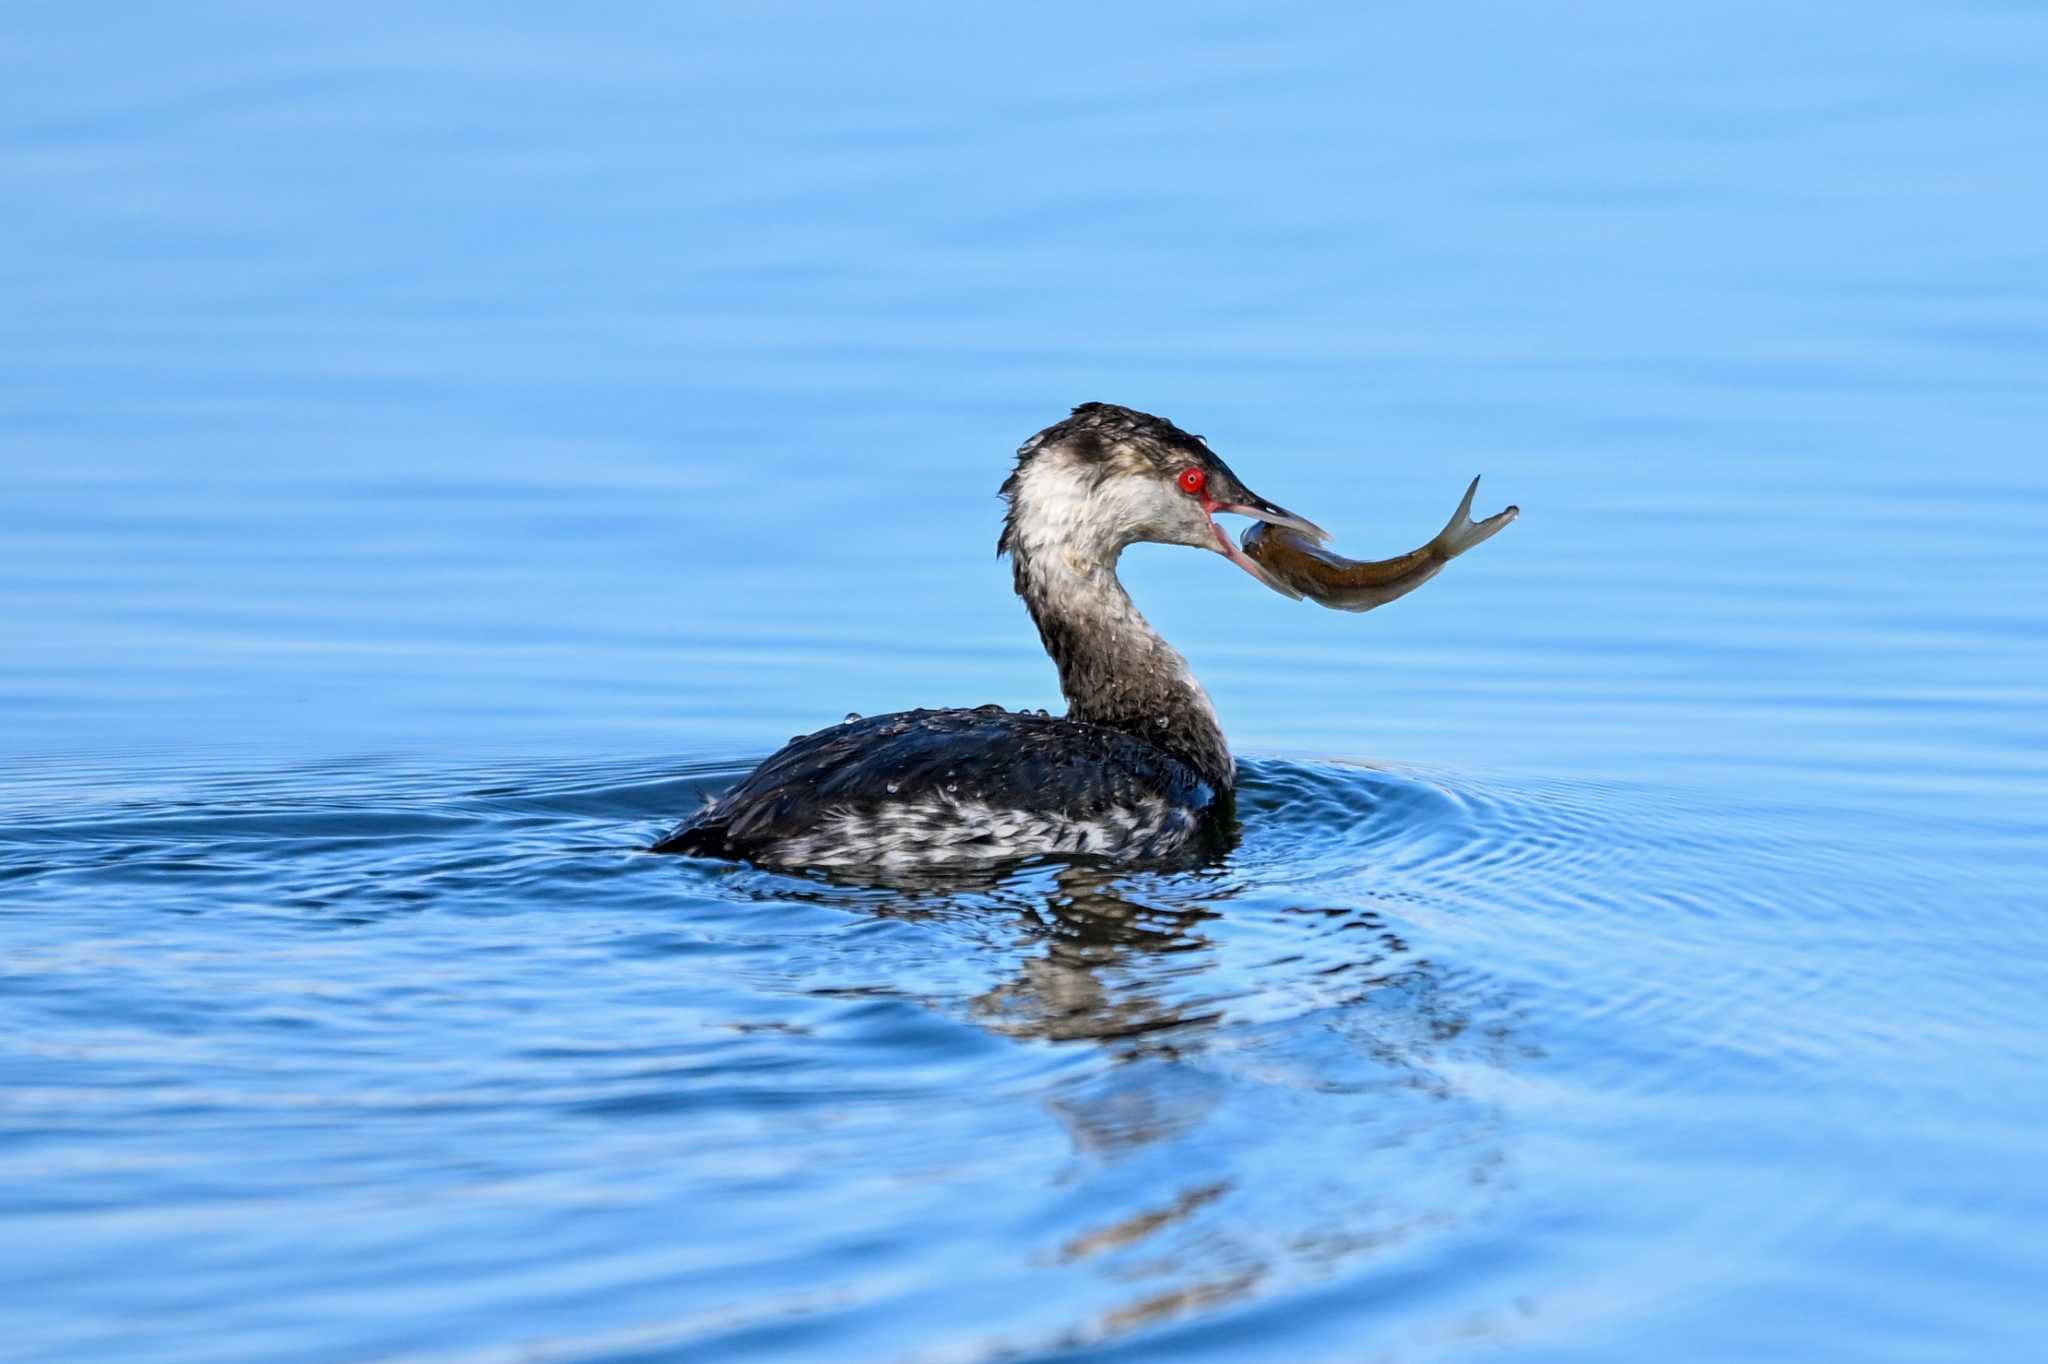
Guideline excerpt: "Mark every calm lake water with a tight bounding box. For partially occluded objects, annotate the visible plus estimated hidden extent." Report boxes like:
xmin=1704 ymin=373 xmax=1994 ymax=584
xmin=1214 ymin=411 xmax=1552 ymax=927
xmin=4 ymin=5 xmax=2046 ymax=1361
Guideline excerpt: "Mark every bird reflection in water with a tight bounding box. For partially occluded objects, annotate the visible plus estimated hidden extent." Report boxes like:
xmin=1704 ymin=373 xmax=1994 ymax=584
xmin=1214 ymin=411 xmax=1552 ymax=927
xmin=730 ymin=855 xmax=1532 ymax=1344
xmin=972 ymin=865 xmax=1226 ymax=1047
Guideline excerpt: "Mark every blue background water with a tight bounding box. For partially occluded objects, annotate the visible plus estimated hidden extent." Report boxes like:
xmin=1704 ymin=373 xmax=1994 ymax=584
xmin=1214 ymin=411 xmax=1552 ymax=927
xmin=3 ymin=5 xmax=2045 ymax=1361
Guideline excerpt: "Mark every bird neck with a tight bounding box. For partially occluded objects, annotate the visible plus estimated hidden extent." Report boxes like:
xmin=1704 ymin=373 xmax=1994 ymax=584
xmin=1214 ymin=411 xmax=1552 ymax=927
xmin=1010 ymin=546 xmax=1234 ymax=790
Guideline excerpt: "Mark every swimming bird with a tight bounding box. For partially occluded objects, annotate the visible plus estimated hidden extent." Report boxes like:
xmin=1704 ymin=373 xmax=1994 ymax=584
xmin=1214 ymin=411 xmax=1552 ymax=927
xmin=653 ymin=403 xmax=1328 ymax=869
xmin=654 ymin=403 xmax=1513 ymax=870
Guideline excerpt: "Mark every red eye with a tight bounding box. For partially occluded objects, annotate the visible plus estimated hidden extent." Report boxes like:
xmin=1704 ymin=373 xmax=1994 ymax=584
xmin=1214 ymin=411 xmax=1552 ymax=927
xmin=1177 ymin=466 xmax=1207 ymax=496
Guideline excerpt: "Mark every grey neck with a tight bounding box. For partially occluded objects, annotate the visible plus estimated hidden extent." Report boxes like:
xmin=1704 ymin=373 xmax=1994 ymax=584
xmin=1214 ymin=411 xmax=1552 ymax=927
xmin=1010 ymin=546 xmax=1234 ymax=790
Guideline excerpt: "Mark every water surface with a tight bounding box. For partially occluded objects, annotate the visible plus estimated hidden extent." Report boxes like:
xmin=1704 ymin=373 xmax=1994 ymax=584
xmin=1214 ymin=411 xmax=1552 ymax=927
xmin=3 ymin=4 xmax=2046 ymax=1361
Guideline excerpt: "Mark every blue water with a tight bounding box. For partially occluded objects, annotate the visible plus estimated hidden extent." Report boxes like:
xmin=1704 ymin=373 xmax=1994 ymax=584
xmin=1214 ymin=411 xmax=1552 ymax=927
xmin=4 ymin=5 xmax=2046 ymax=1360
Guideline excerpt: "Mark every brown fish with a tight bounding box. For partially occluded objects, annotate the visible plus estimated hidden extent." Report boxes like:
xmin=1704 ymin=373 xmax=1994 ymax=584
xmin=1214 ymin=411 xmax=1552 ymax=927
xmin=1240 ymin=476 xmax=1517 ymax=612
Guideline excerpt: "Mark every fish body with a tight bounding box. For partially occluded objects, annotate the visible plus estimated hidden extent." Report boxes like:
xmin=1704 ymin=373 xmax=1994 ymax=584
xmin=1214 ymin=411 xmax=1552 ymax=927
xmin=1240 ymin=476 xmax=1517 ymax=612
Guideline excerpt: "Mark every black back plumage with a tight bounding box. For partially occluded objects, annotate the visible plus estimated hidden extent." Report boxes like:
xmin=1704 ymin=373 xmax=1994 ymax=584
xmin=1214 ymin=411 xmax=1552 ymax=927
xmin=652 ymin=707 xmax=1221 ymax=862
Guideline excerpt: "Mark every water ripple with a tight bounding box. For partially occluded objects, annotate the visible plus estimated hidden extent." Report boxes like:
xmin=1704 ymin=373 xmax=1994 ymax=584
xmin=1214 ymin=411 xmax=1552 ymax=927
xmin=2 ymin=744 xmax=2041 ymax=1361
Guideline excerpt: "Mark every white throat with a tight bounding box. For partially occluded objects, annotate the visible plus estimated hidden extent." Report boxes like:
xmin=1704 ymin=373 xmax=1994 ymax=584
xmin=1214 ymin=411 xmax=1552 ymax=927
xmin=1004 ymin=460 xmax=1232 ymax=785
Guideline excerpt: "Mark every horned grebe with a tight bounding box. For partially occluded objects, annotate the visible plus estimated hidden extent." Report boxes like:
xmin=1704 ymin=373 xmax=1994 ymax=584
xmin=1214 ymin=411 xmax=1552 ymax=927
xmin=654 ymin=403 xmax=1517 ymax=871
xmin=653 ymin=403 xmax=1326 ymax=870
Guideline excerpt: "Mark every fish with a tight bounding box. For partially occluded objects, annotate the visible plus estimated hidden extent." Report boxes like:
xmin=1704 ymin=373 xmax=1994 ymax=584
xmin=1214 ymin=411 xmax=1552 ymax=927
xmin=1240 ymin=476 xmax=1517 ymax=612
